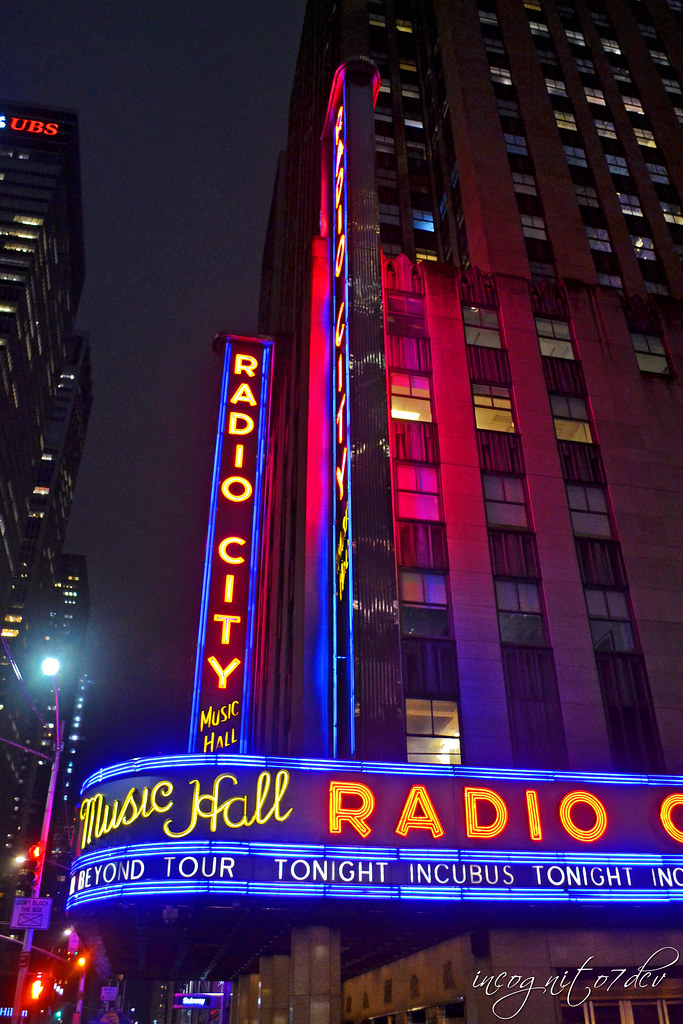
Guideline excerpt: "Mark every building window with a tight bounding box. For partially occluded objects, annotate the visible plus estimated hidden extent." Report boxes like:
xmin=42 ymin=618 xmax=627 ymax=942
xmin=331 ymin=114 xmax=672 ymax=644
xmin=489 ymin=530 xmax=540 ymax=578
xmin=566 ymin=482 xmax=611 ymax=536
xmin=595 ymin=655 xmax=663 ymax=773
xmin=400 ymin=570 xmax=449 ymax=637
xmin=535 ymin=316 xmax=574 ymax=359
xmin=564 ymin=145 xmax=587 ymax=167
xmin=550 ymin=394 xmax=593 ymax=442
xmin=605 ymin=153 xmax=629 ymax=176
xmin=520 ymin=213 xmax=547 ymax=239
xmin=501 ymin=647 xmax=568 ymax=769
xmin=473 ymin=383 xmax=515 ymax=432
xmin=629 ymin=330 xmax=671 ymax=375
xmin=405 ymin=698 xmax=461 ymax=764
xmin=631 ymin=235 xmax=656 ymax=260
xmin=391 ymin=372 xmax=432 ymax=421
xmin=483 ymin=473 xmax=528 ymax=528
xmin=496 ymin=580 xmax=545 ymax=645
xmin=555 ymin=110 xmax=578 ymax=131
xmin=504 ymin=133 xmax=528 ymax=155
xmin=585 ymin=588 xmax=635 ymax=651
xmin=387 ymin=334 xmax=431 ymax=371
xmin=396 ymin=464 xmax=440 ymax=520
xmin=402 ymin=638 xmax=458 ymax=697
xmin=512 ymin=171 xmax=537 ymax=195
xmin=462 ymin=305 xmax=501 ymax=348
xmin=398 ymin=521 xmax=447 ymax=569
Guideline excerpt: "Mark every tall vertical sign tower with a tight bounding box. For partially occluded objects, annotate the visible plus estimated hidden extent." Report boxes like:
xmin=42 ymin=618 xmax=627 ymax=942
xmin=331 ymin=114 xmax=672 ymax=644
xmin=188 ymin=335 xmax=273 ymax=754
xmin=320 ymin=61 xmax=405 ymax=760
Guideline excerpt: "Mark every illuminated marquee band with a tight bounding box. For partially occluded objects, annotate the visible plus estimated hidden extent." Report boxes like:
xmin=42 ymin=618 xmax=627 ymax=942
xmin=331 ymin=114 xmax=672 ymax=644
xmin=68 ymin=754 xmax=683 ymax=909
xmin=188 ymin=337 xmax=273 ymax=754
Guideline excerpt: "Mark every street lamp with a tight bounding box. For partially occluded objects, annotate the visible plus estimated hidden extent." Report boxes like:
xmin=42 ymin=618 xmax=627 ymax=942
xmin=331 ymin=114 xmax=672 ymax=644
xmin=1 ymin=637 xmax=64 ymax=1024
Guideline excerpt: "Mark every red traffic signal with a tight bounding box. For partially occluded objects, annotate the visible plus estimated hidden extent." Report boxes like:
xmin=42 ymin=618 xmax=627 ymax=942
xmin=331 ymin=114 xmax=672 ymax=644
xmin=26 ymin=842 xmax=45 ymax=886
xmin=23 ymin=971 xmax=52 ymax=1009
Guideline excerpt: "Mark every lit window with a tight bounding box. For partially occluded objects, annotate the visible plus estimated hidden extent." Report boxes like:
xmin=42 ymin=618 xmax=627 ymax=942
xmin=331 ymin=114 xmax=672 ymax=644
xmin=662 ymin=78 xmax=682 ymax=94
xmin=535 ymin=317 xmax=574 ymax=359
xmin=631 ymin=235 xmax=656 ymax=259
xmin=566 ymin=484 xmax=611 ymax=537
xmin=661 ymin=201 xmax=683 ymax=225
xmin=633 ymin=126 xmax=657 ymax=147
xmin=479 ymin=9 xmax=499 ymax=24
xmin=490 ymin=66 xmax=513 ymax=85
xmin=611 ymin=66 xmax=632 ymax=83
xmin=617 ymin=193 xmax=643 ymax=217
xmin=622 ymin=96 xmax=644 ymax=114
xmin=566 ymin=29 xmax=586 ymax=45
xmin=529 ymin=20 xmax=549 ymax=35
xmin=595 ymin=120 xmax=617 ymax=139
xmin=462 ymin=305 xmax=501 ymax=348
xmin=396 ymin=19 xmax=413 ymax=32
xmin=585 ymin=225 xmax=612 ymax=252
xmin=412 ymin=209 xmax=434 ymax=231
xmin=546 ymin=78 xmax=567 ymax=95
xmin=555 ymin=110 xmax=577 ymax=131
xmin=550 ymin=394 xmax=593 ymax=442
xmin=406 ymin=699 xmax=460 ymax=765
xmin=630 ymin=331 xmax=671 ymax=375
xmin=520 ymin=213 xmax=547 ymax=239
xmin=400 ymin=570 xmax=449 ymax=637
xmin=584 ymin=87 xmax=606 ymax=105
xmin=473 ymin=384 xmax=515 ymax=432
xmin=485 ymin=37 xmax=505 ymax=55
xmin=483 ymin=473 xmax=528 ymax=528
xmin=391 ymin=372 xmax=432 ymax=422
xmin=585 ymin=588 xmax=634 ymax=651
xmin=649 ymin=50 xmax=670 ymax=66
xmin=496 ymin=580 xmax=545 ymax=645
xmin=396 ymin=465 xmax=440 ymax=521
xmin=606 ymin=153 xmax=629 ymax=175
xmin=369 ymin=13 xmax=386 ymax=26
xmin=601 ymin=38 xmax=621 ymax=54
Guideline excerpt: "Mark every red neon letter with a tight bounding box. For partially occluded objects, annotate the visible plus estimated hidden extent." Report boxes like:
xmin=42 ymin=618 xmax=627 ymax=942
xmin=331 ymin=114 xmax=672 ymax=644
xmin=43 ymin=123 xmax=58 ymax=136
xmin=335 ymin=234 xmax=345 ymax=278
xmin=329 ymin=781 xmax=375 ymax=837
xmin=395 ymin=785 xmax=445 ymax=838
xmin=235 ymin=353 xmax=258 ymax=376
xmin=335 ymin=302 xmax=346 ymax=348
xmin=464 ymin=787 xmax=509 ymax=839
xmin=228 ymin=412 xmax=254 ymax=435
xmin=558 ymin=791 xmax=608 ymax=842
xmin=336 ymin=447 xmax=347 ymax=500
xmin=525 ymin=790 xmax=542 ymax=841
xmin=221 ymin=477 xmax=253 ymax=502
xmin=10 ymin=118 xmax=28 ymax=131
xmin=660 ymin=794 xmax=683 ymax=843
xmin=336 ymin=394 xmax=346 ymax=444
xmin=335 ymin=106 xmax=343 ymax=145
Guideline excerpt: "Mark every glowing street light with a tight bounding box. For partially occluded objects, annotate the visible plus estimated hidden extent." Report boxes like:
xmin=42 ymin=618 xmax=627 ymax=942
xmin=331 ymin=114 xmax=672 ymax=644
xmin=41 ymin=656 xmax=60 ymax=677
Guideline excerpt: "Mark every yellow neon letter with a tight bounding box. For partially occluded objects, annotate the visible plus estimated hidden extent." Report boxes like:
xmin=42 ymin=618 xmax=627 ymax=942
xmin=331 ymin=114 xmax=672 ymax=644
xmin=214 ymin=614 xmax=241 ymax=644
xmin=660 ymin=794 xmax=683 ymax=843
xmin=228 ymin=412 xmax=254 ymax=435
xmin=221 ymin=476 xmax=253 ymax=502
xmin=208 ymin=656 xmax=242 ymax=688
xmin=218 ymin=537 xmax=246 ymax=564
xmin=230 ymin=382 xmax=257 ymax=406
xmin=235 ymin=353 xmax=258 ymax=376
xmin=329 ymin=781 xmax=375 ymax=838
xmin=395 ymin=784 xmax=445 ymax=838
xmin=464 ymin=787 xmax=509 ymax=839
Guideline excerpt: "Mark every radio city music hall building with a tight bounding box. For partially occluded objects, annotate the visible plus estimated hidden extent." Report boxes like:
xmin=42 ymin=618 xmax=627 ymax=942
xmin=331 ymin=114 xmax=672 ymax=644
xmin=68 ymin=3 xmax=683 ymax=1024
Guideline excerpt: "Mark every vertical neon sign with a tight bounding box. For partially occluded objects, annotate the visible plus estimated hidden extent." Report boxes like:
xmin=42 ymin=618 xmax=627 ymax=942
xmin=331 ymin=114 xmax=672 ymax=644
xmin=330 ymin=89 xmax=354 ymax=756
xmin=188 ymin=336 xmax=272 ymax=754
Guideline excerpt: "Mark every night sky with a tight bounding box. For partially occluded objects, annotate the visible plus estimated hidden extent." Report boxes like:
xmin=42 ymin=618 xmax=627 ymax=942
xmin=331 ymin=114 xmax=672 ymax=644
xmin=3 ymin=1 xmax=306 ymax=774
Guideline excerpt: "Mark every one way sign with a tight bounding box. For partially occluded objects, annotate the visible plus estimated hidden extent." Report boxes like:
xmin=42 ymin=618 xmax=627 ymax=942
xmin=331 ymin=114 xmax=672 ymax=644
xmin=11 ymin=897 xmax=52 ymax=930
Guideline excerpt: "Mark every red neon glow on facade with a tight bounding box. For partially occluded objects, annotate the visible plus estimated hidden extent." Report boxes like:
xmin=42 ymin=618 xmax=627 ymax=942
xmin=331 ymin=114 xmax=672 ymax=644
xmin=558 ymin=790 xmax=608 ymax=842
xmin=329 ymin=781 xmax=375 ymax=837
xmin=395 ymin=785 xmax=445 ymax=838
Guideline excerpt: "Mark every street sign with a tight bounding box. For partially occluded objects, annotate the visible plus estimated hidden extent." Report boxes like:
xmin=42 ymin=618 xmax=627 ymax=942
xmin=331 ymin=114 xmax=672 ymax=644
xmin=11 ymin=897 xmax=52 ymax=930
xmin=101 ymin=988 xmax=118 ymax=1002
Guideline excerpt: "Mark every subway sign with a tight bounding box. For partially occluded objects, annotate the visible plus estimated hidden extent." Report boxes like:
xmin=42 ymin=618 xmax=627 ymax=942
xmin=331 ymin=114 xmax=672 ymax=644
xmin=68 ymin=754 xmax=683 ymax=908
xmin=187 ymin=337 xmax=273 ymax=754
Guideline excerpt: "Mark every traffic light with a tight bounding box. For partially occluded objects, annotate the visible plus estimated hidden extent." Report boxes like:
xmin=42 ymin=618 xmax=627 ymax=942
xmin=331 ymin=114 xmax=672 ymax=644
xmin=16 ymin=842 xmax=44 ymax=896
xmin=23 ymin=971 xmax=53 ymax=1010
